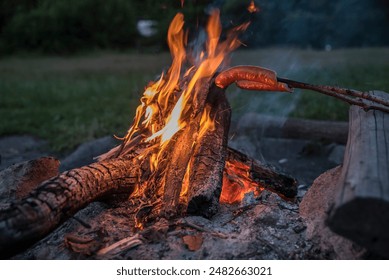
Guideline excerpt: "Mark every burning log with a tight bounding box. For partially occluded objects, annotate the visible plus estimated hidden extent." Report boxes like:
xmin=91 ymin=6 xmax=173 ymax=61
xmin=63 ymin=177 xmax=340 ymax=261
xmin=226 ymin=148 xmax=297 ymax=199
xmin=0 ymin=158 xmax=139 ymax=258
xmin=157 ymin=78 xmax=215 ymax=218
xmin=327 ymin=91 xmax=389 ymax=258
xmin=186 ymin=85 xmax=231 ymax=217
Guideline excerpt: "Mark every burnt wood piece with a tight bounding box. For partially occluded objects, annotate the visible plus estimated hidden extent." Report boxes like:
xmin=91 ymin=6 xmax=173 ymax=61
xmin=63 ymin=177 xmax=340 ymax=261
xmin=159 ymin=79 xmax=214 ymax=217
xmin=327 ymin=91 xmax=389 ymax=258
xmin=0 ymin=158 xmax=138 ymax=259
xmin=0 ymin=157 xmax=59 ymax=206
xmin=226 ymin=147 xmax=297 ymax=198
xmin=187 ymin=85 xmax=231 ymax=217
xmin=236 ymin=114 xmax=348 ymax=144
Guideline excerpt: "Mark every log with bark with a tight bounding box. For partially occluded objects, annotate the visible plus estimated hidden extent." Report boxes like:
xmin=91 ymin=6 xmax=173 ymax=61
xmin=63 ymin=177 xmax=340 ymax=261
xmin=327 ymin=91 xmax=389 ymax=258
xmin=0 ymin=157 xmax=60 ymax=208
xmin=0 ymin=159 xmax=139 ymax=258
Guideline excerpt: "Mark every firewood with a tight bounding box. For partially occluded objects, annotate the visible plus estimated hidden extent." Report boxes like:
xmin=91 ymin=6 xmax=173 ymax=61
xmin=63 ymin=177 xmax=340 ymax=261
xmin=158 ymin=115 xmax=204 ymax=217
xmin=327 ymin=91 xmax=389 ymax=258
xmin=236 ymin=114 xmax=348 ymax=144
xmin=0 ymin=157 xmax=59 ymax=206
xmin=0 ymin=158 xmax=139 ymax=259
xmin=187 ymin=85 xmax=231 ymax=217
xmin=226 ymin=147 xmax=297 ymax=199
xmin=157 ymin=79 xmax=219 ymax=217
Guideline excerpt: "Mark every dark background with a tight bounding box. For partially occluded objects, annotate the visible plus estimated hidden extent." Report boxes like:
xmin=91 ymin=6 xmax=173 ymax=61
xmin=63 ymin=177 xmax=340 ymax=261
xmin=1 ymin=0 xmax=388 ymax=54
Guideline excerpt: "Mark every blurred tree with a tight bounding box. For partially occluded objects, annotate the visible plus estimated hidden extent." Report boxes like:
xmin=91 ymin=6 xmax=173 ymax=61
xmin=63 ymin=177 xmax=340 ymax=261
xmin=0 ymin=0 xmax=388 ymax=54
xmin=0 ymin=0 xmax=39 ymax=32
xmin=1 ymin=0 xmax=138 ymax=53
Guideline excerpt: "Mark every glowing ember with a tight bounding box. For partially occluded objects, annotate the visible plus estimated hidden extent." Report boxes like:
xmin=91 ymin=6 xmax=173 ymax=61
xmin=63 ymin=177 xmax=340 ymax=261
xmin=221 ymin=160 xmax=264 ymax=204
xmin=247 ymin=0 xmax=259 ymax=13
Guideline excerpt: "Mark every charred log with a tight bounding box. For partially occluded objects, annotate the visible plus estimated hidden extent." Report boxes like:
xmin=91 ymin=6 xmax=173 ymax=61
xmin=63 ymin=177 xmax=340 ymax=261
xmin=327 ymin=91 xmax=389 ymax=258
xmin=154 ymin=79 xmax=215 ymax=218
xmin=187 ymin=85 xmax=231 ymax=217
xmin=226 ymin=147 xmax=297 ymax=199
xmin=0 ymin=158 xmax=139 ymax=259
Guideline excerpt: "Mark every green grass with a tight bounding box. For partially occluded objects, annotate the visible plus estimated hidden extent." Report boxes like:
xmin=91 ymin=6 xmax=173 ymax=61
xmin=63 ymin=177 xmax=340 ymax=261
xmin=0 ymin=72 xmax=151 ymax=152
xmin=289 ymin=64 xmax=389 ymax=121
xmin=1 ymin=48 xmax=388 ymax=152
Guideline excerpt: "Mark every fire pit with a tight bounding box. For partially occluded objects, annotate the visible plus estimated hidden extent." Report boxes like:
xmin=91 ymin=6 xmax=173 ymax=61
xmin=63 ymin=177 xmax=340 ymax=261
xmin=0 ymin=9 xmax=388 ymax=260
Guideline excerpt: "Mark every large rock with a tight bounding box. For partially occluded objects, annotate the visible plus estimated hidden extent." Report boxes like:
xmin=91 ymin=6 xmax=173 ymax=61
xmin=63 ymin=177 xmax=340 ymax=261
xmin=300 ymin=166 xmax=365 ymax=259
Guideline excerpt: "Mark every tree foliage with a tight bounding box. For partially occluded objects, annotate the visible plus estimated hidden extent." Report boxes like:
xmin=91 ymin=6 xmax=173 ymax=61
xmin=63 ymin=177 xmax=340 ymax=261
xmin=0 ymin=0 xmax=388 ymax=54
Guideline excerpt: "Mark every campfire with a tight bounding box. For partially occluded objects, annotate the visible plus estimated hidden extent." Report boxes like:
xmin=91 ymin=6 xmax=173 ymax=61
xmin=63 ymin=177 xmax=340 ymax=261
xmin=97 ymin=10 xmax=295 ymax=220
xmin=1 ymin=8 xmax=388 ymax=260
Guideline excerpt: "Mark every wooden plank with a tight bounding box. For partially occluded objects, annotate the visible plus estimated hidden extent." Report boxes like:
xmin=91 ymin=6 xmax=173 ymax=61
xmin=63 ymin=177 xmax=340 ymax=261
xmin=327 ymin=91 xmax=389 ymax=258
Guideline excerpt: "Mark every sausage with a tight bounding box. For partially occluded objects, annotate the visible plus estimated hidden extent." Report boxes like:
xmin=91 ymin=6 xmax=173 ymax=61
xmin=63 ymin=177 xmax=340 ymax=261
xmin=215 ymin=65 xmax=292 ymax=92
xmin=215 ymin=66 xmax=278 ymax=88
xmin=236 ymin=80 xmax=292 ymax=92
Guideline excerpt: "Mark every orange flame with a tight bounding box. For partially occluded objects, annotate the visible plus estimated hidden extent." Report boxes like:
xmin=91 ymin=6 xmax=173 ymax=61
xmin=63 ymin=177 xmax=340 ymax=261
xmin=109 ymin=9 xmax=254 ymax=205
xmin=247 ymin=0 xmax=259 ymax=13
xmin=220 ymin=160 xmax=263 ymax=204
xmin=120 ymin=10 xmax=247 ymax=172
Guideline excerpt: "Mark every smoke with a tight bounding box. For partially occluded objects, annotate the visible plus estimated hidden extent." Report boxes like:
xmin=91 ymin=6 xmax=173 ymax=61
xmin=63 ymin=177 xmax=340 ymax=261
xmin=226 ymin=48 xmax=323 ymax=162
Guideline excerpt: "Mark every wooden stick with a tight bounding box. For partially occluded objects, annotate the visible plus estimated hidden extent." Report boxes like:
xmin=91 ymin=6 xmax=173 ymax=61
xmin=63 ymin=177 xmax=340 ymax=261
xmin=277 ymin=77 xmax=389 ymax=114
xmin=178 ymin=219 xmax=228 ymax=239
xmin=96 ymin=234 xmax=143 ymax=256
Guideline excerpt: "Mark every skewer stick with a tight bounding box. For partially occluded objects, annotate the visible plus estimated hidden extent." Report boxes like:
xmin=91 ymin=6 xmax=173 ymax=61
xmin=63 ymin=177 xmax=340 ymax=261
xmin=277 ymin=77 xmax=389 ymax=114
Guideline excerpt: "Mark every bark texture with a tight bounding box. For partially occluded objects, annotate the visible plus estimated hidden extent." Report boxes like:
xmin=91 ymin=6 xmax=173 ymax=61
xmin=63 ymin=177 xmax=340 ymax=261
xmin=0 ymin=157 xmax=59 ymax=206
xmin=0 ymin=158 xmax=138 ymax=258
